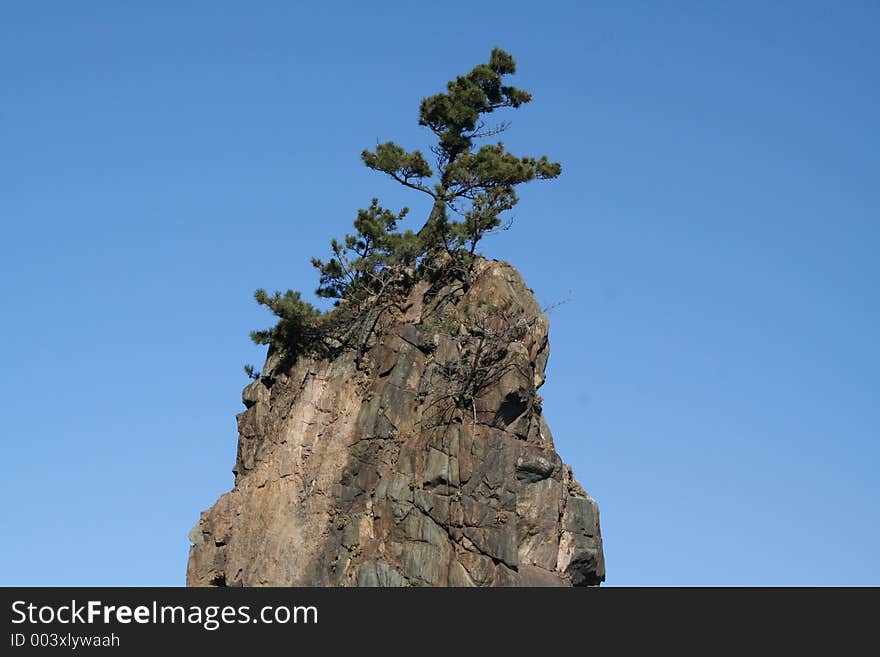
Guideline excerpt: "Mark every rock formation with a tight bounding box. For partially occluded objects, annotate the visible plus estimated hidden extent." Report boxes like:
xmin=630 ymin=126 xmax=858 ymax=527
xmin=187 ymin=258 xmax=604 ymax=586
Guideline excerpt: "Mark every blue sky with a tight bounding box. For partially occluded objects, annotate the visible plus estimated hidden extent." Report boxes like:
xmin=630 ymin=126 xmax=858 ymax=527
xmin=1 ymin=1 xmax=877 ymax=586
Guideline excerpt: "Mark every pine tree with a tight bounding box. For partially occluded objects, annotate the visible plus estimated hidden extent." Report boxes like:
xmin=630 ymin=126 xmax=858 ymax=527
xmin=250 ymin=48 xmax=560 ymax=363
xmin=249 ymin=289 xmax=323 ymax=357
xmin=311 ymin=199 xmax=421 ymax=303
xmin=362 ymin=47 xmax=561 ymax=258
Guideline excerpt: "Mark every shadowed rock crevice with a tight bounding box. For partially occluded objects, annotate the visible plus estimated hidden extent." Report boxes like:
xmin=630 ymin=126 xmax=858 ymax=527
xmin=187 ymin=259 xmax=604 ymax=587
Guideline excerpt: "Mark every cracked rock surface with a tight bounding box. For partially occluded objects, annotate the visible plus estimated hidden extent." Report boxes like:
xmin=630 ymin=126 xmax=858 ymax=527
xmin=187 ymin=259 xmax=604 ymax=587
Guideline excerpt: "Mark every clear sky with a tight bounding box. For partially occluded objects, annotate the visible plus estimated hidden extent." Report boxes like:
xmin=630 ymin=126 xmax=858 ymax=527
xmin=2 ymin=1 xmax=877 ymax=586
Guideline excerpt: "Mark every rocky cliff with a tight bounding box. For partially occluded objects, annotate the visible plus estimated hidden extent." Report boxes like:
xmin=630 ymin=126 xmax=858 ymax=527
xmin=187 ymin=258 xmax=604 ymax=586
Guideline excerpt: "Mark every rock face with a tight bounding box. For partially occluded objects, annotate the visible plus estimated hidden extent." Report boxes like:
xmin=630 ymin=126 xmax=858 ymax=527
xmin=187 ymin=259 xmax=604 ymax=586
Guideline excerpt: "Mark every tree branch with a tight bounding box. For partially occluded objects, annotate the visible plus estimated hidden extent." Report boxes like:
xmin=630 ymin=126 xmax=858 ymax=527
xmin=389 ymin=172 xmax=436 ymax=198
